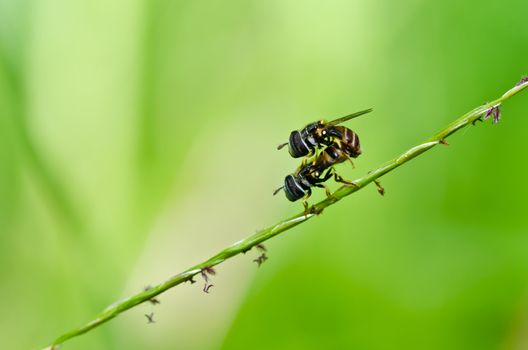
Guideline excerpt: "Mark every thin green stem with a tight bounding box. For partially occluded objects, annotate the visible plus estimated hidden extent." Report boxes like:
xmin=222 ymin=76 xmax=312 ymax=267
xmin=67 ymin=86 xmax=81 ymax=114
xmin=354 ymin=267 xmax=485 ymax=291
xmin=44 ymin=80 xmax=528 ymax=349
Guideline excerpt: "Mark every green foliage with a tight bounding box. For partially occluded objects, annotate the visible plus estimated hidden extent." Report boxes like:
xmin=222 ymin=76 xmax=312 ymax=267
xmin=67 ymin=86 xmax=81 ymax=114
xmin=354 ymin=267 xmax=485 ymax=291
xmin=1 ymin=0 xmax=528 ymax=349
xmin=44 ymin=83 xmax=528 ymax=349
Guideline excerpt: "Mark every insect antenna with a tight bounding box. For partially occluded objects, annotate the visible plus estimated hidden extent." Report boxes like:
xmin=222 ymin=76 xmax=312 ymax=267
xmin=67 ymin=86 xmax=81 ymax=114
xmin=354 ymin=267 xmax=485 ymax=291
xmin=273 ymin=186 xmax=284 ymax=195
xmin=277 ymin=142 xmax=289 ymax=150
xmin=327 ymin=108 xmax=373 ymax=126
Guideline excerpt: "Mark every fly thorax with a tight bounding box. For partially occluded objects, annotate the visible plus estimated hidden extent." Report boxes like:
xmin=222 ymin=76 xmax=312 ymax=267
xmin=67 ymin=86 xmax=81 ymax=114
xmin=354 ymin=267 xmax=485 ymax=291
xmin=306 ymin=135 xmax=318 ymax=147
xmin=300 ymin=178 xmax=312 ymax=187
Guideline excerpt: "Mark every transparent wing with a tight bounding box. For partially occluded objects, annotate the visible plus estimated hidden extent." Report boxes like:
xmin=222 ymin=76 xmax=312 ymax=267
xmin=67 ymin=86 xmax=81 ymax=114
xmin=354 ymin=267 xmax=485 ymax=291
xmin=327 ymin=108 xmax=373 ymax=126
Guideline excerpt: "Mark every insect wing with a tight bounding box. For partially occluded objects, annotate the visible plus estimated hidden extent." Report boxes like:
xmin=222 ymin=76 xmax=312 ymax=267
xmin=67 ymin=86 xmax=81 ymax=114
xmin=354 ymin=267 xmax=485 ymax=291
xmin=327 ymin=108 xmax=373 ymax=126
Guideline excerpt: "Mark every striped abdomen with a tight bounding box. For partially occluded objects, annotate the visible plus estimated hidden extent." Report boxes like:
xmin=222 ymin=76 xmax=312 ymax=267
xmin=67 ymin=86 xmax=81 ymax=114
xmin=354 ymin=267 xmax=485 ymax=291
xmin=314 ymin=146 xmax=348 ymax=170
xmin=332 ymin=126 xmax=361 ymax=158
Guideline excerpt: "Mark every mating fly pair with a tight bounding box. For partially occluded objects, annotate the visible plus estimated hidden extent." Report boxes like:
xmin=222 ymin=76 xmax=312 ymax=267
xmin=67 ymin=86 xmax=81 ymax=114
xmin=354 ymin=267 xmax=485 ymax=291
xmin=274 ymin=108 xmax=372 ymax=210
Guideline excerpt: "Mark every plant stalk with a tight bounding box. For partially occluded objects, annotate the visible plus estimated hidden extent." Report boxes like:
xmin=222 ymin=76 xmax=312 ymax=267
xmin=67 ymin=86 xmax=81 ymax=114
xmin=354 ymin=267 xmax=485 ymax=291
xmin=44 ymin=79 xmax=528 ymax=349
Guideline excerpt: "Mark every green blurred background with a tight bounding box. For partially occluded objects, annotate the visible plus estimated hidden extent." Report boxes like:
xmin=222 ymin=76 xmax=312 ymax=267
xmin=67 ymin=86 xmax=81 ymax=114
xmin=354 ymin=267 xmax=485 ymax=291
xmin=1 ymin=0 xmax=528 ymax=349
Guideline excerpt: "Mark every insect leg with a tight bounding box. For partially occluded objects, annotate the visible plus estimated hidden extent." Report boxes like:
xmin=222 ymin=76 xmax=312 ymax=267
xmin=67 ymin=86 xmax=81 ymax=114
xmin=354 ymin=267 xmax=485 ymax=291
xmin=334 ymin=173 xmax=359 ymax=188
xmin=314 ymin=183 xmax=337 ymax=200
xmin=317 ymin=167 xmax=334 ymax=182
xmin=301 ymin=149 xmax=318 ymax=167
xmin=302 ymin=189 xmax=312 ymax=216
xmin=345 ymin=154 xmax=355 ymax=168
xmin=311 ymin=169 xmax=338 ymax=200
xmin=374 ymin=179 xmax=385 ymax=196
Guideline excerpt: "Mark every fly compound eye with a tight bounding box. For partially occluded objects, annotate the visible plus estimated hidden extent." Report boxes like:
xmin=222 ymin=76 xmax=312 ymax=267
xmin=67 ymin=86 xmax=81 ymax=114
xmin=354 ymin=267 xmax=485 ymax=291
xmin=284 ymin=175 xmax=306 ymax=202
xmin=288 ymin=131 xmax=310 ymax=158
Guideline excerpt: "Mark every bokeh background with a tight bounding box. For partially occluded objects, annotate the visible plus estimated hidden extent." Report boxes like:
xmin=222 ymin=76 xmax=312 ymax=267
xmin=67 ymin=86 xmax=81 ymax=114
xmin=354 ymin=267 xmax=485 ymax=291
xmin=1 ymin=0 xmax=528 ymax=349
